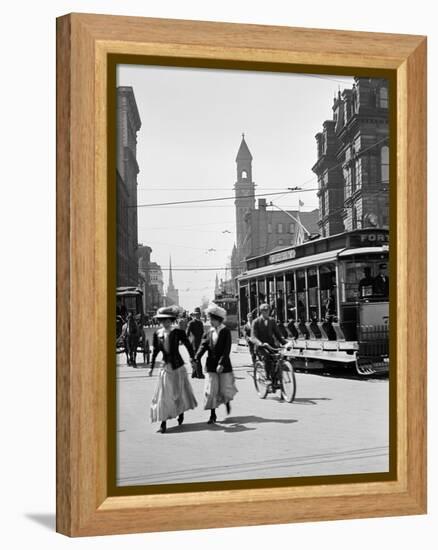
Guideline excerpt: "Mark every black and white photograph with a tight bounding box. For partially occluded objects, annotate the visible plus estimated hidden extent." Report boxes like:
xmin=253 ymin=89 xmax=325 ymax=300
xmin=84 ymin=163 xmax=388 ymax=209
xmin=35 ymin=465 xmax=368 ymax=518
xmin=114 ymin=64 xmax=390 ymax=488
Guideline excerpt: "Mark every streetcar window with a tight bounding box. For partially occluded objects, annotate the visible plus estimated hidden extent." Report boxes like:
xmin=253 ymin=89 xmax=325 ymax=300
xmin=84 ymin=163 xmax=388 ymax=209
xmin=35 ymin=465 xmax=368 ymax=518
xmin=275 ymin=274 xmax=285 ymax=323
xmin=257 ymin=279 xmax=266 ymax=306
xmin=307 ymin=267 xmax=319 ymax=320
xmin=249 ymin=280 xmax=257 ymax=313
xmin=296 ymin=269 xmax=307 ymax=321
xmin=285 ymin=271 xmax=296 ymax=321
xmin=319 ymin=263 xmax=337 ymax=319
xmin=340 ymin=257 xmax=389 ymax=302
xmin=239 ymin=285 xmax=248 ymax=321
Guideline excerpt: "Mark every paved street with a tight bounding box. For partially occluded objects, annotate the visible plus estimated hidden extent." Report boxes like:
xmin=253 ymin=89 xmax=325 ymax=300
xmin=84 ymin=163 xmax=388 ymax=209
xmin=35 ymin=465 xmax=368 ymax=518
xmin=116 ymin=331 xmax=389 ymax=487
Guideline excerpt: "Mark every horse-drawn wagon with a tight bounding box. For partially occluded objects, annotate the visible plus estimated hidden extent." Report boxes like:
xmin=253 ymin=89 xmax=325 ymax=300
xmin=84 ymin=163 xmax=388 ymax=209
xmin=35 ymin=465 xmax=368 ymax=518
xmin=116 ymin=287 xmax=150 ymax=366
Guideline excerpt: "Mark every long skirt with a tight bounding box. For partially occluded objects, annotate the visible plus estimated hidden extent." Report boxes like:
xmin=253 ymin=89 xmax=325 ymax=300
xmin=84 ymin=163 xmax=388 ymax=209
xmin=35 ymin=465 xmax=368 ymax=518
xmin=150 ymin=363 xmax=198 ymax=422
xmin=204 ymin=371 xmax=238 ymax=410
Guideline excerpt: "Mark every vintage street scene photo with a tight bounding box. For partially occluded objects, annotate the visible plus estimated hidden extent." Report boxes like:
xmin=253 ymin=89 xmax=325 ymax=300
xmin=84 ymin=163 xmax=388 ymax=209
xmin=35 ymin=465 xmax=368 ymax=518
xmin=115 ymin=65 xmax=390 ymax=487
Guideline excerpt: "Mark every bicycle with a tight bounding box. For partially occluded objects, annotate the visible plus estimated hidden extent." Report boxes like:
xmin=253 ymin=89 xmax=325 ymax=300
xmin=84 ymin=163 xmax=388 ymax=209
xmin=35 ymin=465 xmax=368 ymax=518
xmin=253 ymin=344 xmax=297 ymax=403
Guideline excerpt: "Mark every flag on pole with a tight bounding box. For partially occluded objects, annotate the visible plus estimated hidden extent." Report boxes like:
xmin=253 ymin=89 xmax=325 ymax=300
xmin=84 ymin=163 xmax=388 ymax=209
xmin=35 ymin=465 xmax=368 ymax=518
xmin=299 ymin=199 xmax=304 ymax=207
xmin=294 ymin=209 xmax=305 ymax=245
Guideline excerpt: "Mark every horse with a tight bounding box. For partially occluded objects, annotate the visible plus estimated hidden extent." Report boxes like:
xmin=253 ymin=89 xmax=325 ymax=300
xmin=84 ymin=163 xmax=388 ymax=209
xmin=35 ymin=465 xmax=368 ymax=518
xmin=124 ymin=312 xmax=139 ymax=366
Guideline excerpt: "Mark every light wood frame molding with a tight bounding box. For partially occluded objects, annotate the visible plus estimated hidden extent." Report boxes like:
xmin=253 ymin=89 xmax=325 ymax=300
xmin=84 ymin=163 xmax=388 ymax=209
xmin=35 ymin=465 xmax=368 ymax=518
xmin=56 ymin=13 xmax=427 ymax=536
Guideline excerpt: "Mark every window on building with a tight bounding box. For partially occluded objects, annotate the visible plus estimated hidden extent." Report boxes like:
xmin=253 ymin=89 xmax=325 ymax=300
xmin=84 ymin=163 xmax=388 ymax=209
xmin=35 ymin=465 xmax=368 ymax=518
xmin=352 ymin=206 xmax=358 ymax=229
xmin=381 ymin=146 xmax=389 ymax=184
xmin=379 ymin=87 xmax=388 ymax=108
xmin=324 ymin=190 xmax=329 ymax=214
xmin=355 ymin=158 xmax=361 ymax=189
xmin=268 ymin=223 xmax=272 ymax=233
xmin=278 ymin=223 xmax=283 ymax=234
xmin=289 ymin=223 xmax=294 ymax=233
xmin=241 ymin=170 xmax=247 ymax=179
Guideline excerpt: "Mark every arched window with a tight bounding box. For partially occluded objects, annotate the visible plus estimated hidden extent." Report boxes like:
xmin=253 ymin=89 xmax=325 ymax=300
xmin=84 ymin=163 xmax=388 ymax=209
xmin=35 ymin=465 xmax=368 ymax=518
xmin=379 ymin=87 xmax=388 ymax=108
xmin=381 ymin=146 xmax=389 ymax=183
xmin=241 ymin=170 xmax=247 ymax=179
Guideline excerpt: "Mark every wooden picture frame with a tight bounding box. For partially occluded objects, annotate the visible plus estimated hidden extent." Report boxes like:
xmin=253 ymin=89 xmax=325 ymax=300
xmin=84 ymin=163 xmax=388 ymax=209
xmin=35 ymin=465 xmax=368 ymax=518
xmin=56 ymin=13 xmax=427 ymax=537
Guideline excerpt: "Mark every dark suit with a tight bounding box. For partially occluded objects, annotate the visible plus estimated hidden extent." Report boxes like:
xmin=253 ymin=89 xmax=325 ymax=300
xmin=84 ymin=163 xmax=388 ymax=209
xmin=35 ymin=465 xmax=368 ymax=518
xmin=186 ymin=319 xmax=204 ymax=353
xmin=373 ymin=274 xmax=389 ymax=298
xmin=251 ymin=316 xmax=287 ymax=348
xmin=187 ymin=318 xmax=205 ymax=377
xmin=151 ymin=328 xmax=194 ymax=371
xmin=195 ymin=326 xmax=233 ymax=373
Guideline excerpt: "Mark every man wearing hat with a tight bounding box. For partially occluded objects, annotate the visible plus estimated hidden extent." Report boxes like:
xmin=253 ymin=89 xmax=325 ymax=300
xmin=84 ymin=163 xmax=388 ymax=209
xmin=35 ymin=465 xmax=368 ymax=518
xmin=186 ymin=306 xmax=205 ymax=378
xmin=373 ymin=263 xmax=389 ymax=299
xmin=251 ymin=303 xmax=289 ymax=380
xmin=195 ymin=303 xmax=237 ymax=424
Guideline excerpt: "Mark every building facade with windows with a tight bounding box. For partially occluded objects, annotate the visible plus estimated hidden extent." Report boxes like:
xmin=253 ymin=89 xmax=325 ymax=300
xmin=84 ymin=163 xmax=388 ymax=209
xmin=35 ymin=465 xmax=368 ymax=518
xmin=313 ymin=78 xmax=389 ymax=236
xmin=116 ymin=86 xmax=142 ymax=286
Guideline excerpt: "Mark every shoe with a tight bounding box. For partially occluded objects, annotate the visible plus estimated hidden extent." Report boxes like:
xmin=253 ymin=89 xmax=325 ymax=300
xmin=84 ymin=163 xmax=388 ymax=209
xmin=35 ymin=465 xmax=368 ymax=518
xmin=191 ymin=373 xmax=197 ymax=378
xmin=177 ymin=413 xmax=184 ymax=425
xmin=225 ymin=402 xmax=231 ymax=415
xmin=160 ymin=421 xmax=167 ymax=433
xmin=148 ymin=369 xmax=153 ymax=376
xmin=207 ymin=411 xmax=217 ymax=424
xmin=198 ymin=374 xmax=205 ymax=379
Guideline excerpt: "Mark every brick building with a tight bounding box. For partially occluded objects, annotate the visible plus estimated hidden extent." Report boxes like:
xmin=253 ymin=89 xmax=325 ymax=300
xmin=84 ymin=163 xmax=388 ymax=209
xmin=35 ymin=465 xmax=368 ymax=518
xmin=116 ymin=86 xmax=141 ymax=286
xmin=313 ymin=78 xmax=389 ymax=236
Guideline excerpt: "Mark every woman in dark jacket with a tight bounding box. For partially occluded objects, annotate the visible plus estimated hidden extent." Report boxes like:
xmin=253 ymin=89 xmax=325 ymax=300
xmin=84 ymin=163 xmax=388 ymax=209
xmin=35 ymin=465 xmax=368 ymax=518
xmin=150 ymin=306 xmax=198 ymax=433
xmin=195 ymin=303 xmax=238 ymax=424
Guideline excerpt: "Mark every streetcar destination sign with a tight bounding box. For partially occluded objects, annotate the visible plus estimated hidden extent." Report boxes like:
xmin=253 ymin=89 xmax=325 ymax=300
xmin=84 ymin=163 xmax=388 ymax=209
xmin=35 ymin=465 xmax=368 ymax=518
xmin=269 ymin=249 xmax=296 ymax=263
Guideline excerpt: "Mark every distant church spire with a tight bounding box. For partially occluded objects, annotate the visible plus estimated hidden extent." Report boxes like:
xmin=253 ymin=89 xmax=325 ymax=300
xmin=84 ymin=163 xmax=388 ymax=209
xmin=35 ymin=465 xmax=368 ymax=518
xmin=168 ymin=256 xmax=175 ymax=290
xmin=215 ymin=273 xmax=219 ymax=293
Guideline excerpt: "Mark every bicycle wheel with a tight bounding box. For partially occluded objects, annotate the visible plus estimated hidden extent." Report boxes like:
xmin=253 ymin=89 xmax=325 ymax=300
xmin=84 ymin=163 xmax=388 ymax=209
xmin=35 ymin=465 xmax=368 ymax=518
xmin=253 ymin=360 xmax=268 ymax=399
xmin=280 ymin=360 xmax=296 ymax=403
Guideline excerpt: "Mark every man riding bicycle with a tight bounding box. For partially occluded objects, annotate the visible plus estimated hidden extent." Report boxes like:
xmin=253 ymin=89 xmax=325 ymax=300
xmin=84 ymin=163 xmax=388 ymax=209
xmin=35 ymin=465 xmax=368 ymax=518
xmin=250 ymin=303 xmax=289 ymax=381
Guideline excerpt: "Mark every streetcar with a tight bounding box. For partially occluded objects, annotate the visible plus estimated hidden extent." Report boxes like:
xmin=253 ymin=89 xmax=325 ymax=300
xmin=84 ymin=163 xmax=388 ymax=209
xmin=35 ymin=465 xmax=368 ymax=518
xmin=236 ymin=228 xmax=389 ymax=376
xmin=116 ymin=286 xmax=149 ymax=362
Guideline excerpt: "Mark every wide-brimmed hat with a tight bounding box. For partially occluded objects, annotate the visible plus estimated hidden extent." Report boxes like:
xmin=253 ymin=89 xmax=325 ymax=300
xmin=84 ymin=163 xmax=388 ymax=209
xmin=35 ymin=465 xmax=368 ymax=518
xmin=259 ymin=303 xmax=270 ymax=311
xmin=192 ymin=307 xmax=201 ymax=315
xmin=206 ymin=303 xmax=226 ymax=321
xmin=154 ymin=306 xmax=179 ymax=319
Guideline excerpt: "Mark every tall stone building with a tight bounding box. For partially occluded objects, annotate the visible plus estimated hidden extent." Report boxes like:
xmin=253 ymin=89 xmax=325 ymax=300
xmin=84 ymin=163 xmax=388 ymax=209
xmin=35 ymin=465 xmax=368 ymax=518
xmin=116 ymin=86 xmax=141 ymax=287
xmin=137 ymin=244 xmax=152 ymax=312
xmin=313 ymin=78 xmax=389 ymax=236
xmin=165 ymin=257 xmax=179 ymax=306
xmin=232 ymin=135 xmax=319 ymax=276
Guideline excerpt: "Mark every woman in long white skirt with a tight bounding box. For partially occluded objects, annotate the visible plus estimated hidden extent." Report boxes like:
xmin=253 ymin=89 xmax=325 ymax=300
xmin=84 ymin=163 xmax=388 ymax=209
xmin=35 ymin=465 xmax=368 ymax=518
xmin=150 ymin=306 xmax=198 ymax=433
xmin=195 ymin=303 xmax=237 ymax=424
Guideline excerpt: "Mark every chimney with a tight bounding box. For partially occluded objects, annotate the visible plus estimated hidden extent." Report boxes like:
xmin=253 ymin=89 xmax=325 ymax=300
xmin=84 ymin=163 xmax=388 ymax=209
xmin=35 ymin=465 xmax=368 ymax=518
xmin=258 ymin=198 xmax=267 ymax=210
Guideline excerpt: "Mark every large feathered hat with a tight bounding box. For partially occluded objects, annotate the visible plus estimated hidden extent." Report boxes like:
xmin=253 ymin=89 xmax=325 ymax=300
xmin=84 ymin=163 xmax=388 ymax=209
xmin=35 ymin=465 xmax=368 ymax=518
xmin=206 ymin=302 xmax=226 ymax=321
xmin=154 ymin=305 xmax=180 ymax=319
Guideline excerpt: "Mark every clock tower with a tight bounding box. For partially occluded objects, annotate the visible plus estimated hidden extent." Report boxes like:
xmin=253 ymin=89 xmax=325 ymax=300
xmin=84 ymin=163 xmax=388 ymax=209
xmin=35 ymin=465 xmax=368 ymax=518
xmin=234 ymin=134 xmax=255 ymax=268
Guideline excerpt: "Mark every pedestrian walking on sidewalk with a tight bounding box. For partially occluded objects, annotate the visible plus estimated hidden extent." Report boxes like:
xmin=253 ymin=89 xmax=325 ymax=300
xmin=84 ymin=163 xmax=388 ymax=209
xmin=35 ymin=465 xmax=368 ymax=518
xmin=186 ymin=306 xmax=205 ymax=378
xmin=195 ymin=303 xmax=237 ymax=424
xmin=150 ymin=306 xmax=198 ymax=433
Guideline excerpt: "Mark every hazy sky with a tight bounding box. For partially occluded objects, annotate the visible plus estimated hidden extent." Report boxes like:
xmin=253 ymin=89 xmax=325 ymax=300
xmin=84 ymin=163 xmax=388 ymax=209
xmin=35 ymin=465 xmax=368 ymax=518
xmin=117 ymin=65 xmax=354 ymax=311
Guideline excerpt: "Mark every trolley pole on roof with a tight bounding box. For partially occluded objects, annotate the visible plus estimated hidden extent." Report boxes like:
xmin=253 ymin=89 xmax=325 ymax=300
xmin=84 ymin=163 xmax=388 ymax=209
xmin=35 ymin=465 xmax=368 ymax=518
xmin=269 ymin=202 xmax=311 ymax=237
